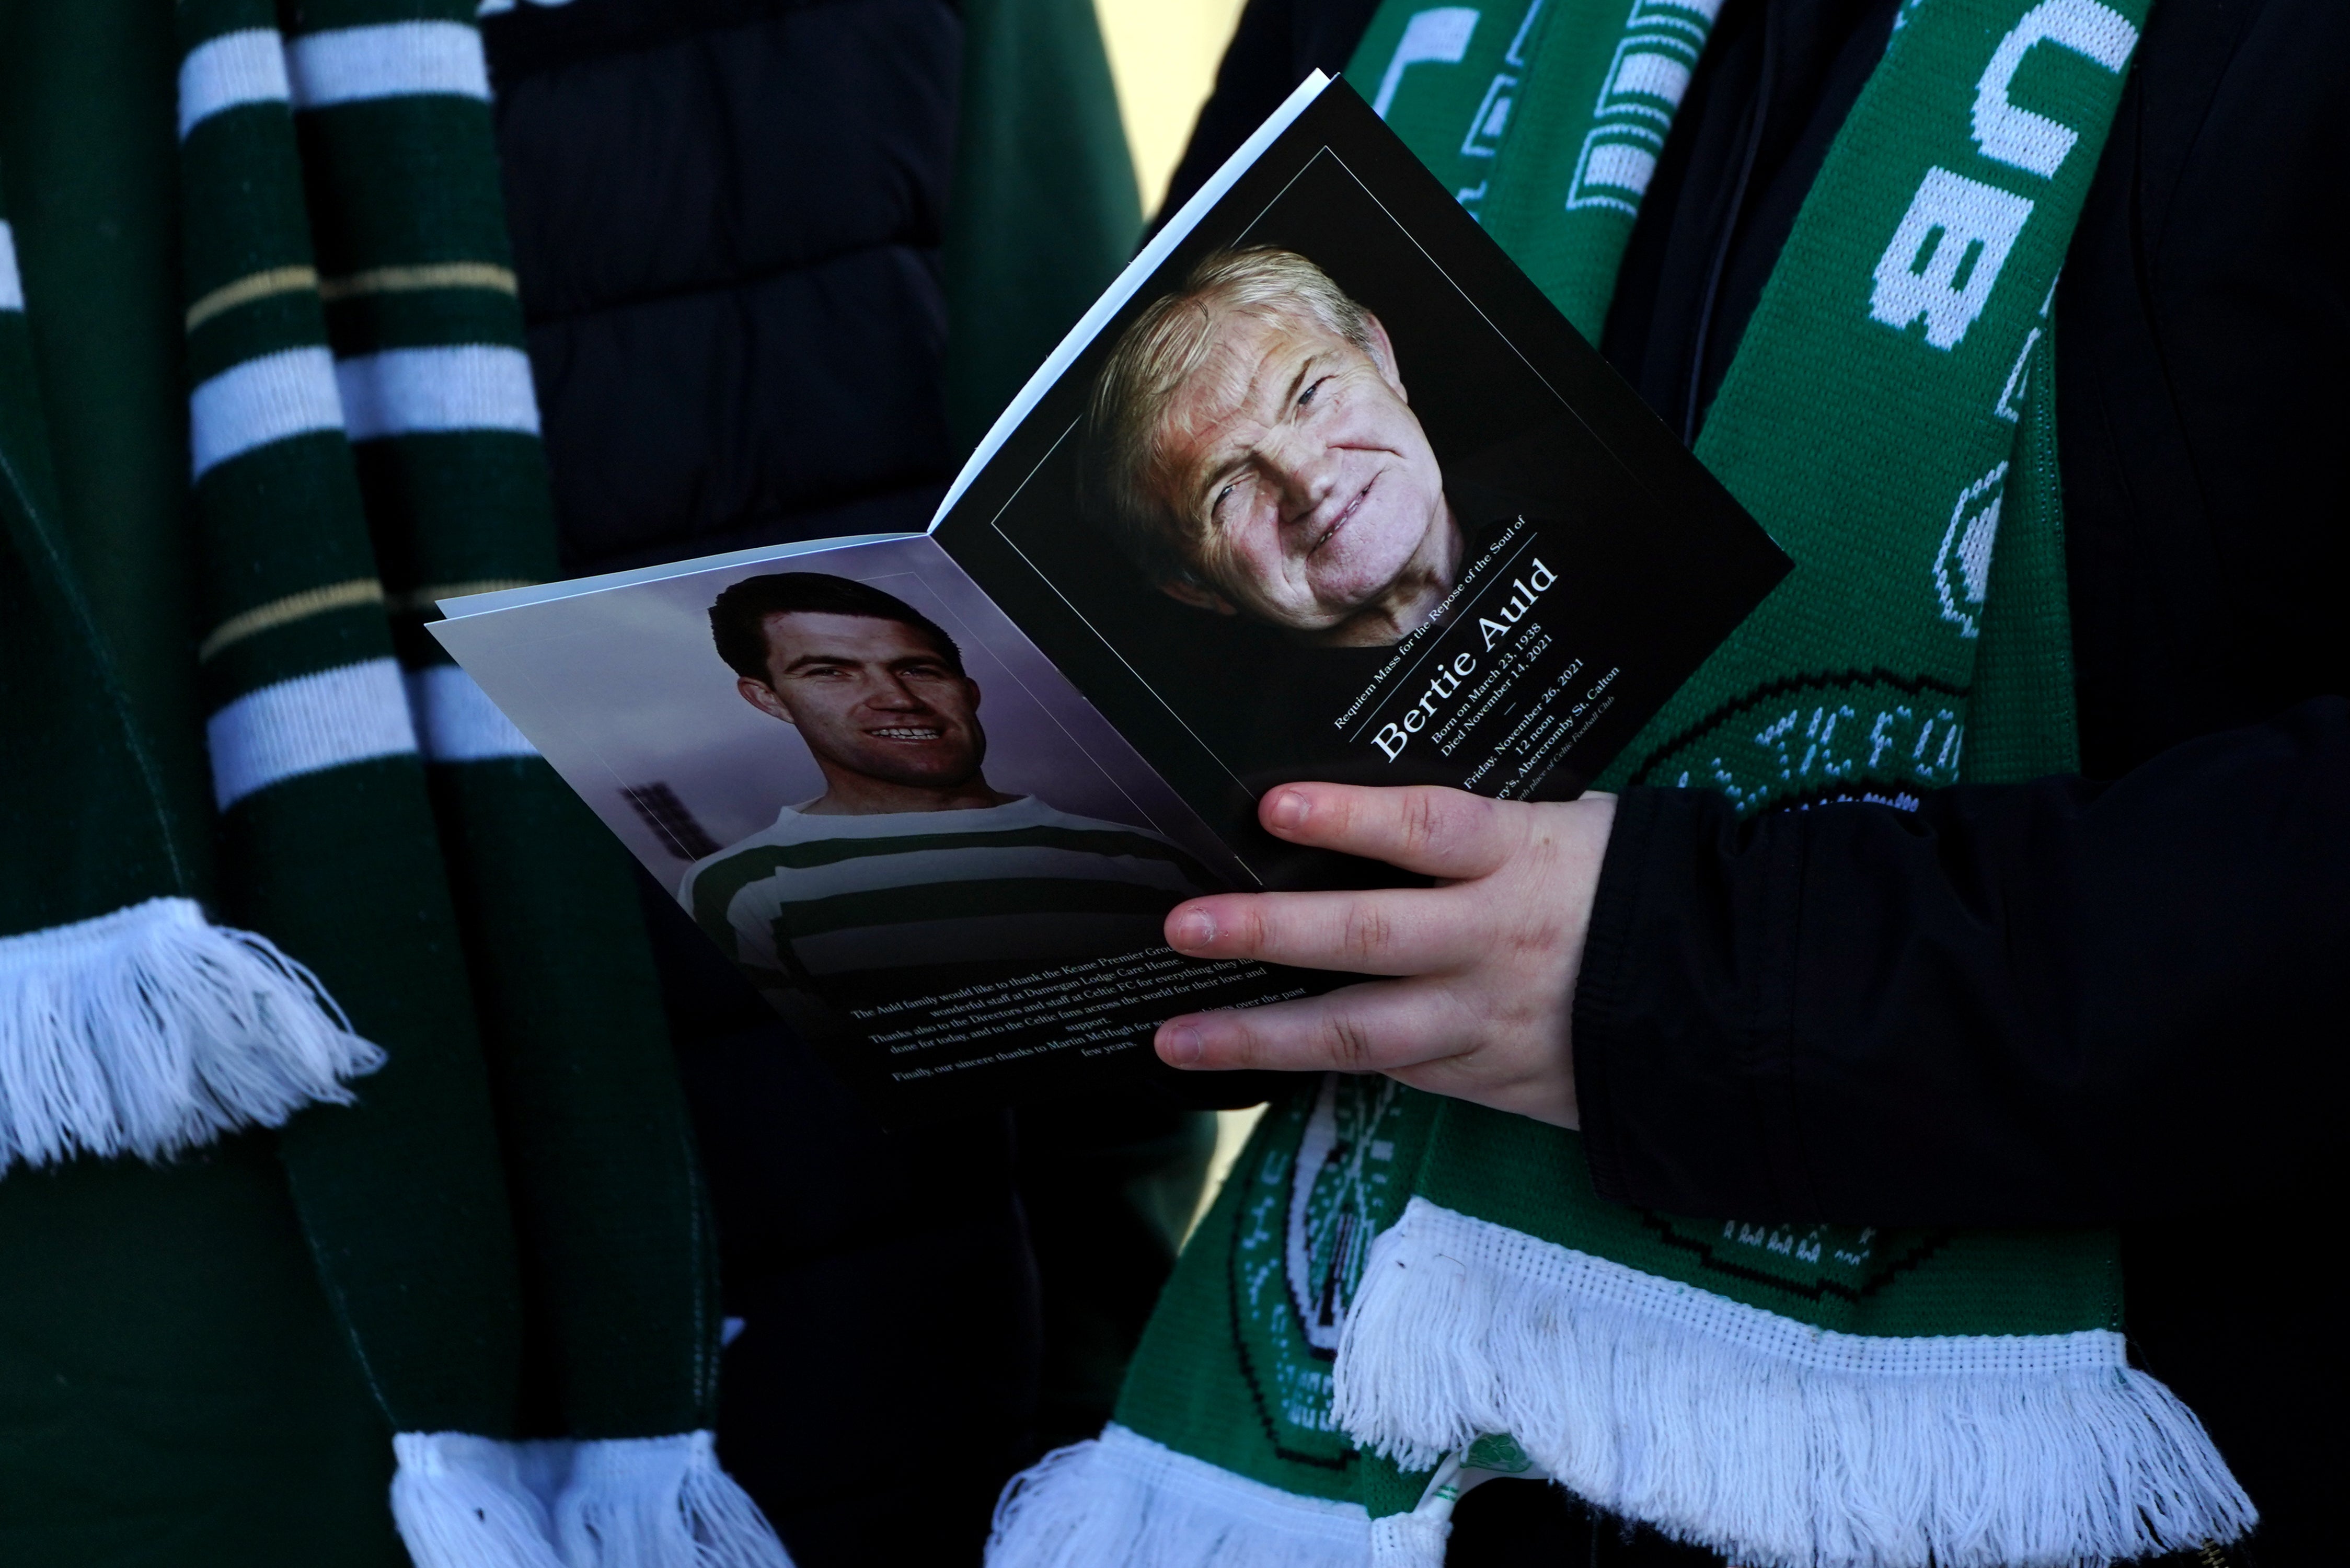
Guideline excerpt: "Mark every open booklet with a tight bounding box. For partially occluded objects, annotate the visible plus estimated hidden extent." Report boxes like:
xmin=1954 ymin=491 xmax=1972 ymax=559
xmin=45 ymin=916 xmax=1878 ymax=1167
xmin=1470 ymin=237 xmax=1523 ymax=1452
xmin=431 ymin=73 xmax=1789 ymax=1118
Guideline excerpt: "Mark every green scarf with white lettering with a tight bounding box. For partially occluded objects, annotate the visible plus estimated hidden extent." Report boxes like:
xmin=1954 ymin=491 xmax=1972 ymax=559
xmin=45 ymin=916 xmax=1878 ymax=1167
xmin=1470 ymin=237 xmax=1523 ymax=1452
xmin=985 ymin=4 xmax=2252 ymax=1566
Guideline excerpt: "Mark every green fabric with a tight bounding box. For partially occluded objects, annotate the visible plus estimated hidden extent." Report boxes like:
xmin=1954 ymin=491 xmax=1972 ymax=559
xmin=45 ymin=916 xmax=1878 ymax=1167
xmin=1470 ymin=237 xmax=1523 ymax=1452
xmin=274 ymin=0 xmax=716 ymax=1442
xmin=1350 ymin=0 xmax=1716 ymax=340
xmin=0 ymin=321 xmax=189 ymax=936
xmin=3 ymin=0 xmax=728 ymax=1553
xmin=944 ymin=0 xmax=1141 ymax=453
xmin=1 ymin=29 xmax=400 ymax=1556
xmin=0 ymin=0 xmax=213 ymax=881
xmin=1105 ymin=0 xmax=2160 ymax=1542
xmin=1414 ymin=1101 xmax=2117 ymax=1339
xmin=0 ymin=1140 xmax=404 ymax=1568
xmin=176 ymin=0 xmax=529 ymax=1439
xmin=427 ymin=765 xmax=719 ymax=1439
xmin=1117 ymin=1080 xmax=1440 ymax=1506
xmin=0 ymin=20 xmax=191 ymax=940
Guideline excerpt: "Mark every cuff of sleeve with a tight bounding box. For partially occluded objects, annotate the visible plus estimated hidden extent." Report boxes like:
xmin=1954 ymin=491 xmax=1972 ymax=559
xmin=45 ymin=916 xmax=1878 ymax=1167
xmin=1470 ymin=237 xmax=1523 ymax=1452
xmin=1571 ymin=787 xmax=1660 ymax=1207
xmin=1571 ymin=788 xmax=1812 ymax=1218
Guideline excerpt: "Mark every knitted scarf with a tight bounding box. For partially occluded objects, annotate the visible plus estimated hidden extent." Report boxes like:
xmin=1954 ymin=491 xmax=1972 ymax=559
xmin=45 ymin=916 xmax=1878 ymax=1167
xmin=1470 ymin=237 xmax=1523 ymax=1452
xmin=2 ymin=4 xmax=782 ymax=1563
xmin=986 ymin=6 xmax=2252 ymax=1567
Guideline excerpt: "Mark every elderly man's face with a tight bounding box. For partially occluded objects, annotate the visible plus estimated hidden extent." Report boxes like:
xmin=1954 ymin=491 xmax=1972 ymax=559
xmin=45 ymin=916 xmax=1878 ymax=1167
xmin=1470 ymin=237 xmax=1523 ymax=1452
xmin=1148 ymin=305 xmax=1451 ymax=638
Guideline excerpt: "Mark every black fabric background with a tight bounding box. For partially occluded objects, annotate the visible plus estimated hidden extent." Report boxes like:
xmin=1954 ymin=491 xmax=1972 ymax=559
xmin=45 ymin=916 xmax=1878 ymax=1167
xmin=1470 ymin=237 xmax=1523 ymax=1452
xmin=485 ymin=0 xmax=960 ymax=574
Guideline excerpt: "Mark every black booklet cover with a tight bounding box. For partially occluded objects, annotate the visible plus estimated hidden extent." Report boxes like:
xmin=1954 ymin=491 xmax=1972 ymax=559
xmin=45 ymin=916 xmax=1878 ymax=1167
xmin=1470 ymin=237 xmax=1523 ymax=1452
xmin=432 ymin=75 xmax=1788 ymax=1119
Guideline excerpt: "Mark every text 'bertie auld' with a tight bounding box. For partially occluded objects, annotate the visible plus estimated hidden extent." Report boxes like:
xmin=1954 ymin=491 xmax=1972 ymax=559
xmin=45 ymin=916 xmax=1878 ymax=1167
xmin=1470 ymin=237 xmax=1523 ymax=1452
xmin=1370 ymin=558 xmax=1557 ymax=762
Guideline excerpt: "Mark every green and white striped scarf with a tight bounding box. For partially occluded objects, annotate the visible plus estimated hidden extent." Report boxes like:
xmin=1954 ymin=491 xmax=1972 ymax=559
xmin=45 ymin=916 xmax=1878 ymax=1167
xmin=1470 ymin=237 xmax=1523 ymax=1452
xmin=2 ymin=4 xmax=784 ymax=1563
xmin=987 ymin=4 xmax=2252 ymax=1566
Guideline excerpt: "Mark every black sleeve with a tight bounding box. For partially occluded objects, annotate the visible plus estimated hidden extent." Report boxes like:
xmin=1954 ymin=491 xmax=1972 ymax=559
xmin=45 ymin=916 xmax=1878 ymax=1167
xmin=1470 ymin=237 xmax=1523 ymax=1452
xmin=1573 ymin=696 xmax=2350 ymax=1228
xmin=1154 ymin=0 xmax=1380 ymax=226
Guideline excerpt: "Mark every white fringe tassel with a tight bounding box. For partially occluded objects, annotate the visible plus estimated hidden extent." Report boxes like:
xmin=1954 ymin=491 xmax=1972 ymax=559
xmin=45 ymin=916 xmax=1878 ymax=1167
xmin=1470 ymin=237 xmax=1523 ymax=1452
xmin=1368 ymin=1509 xmax=1450 ymax=1568
xmin=392 ymin=1433 xmax=567 ymax=1568
xmin=1332 ymin=1198 xmax=2257 ymax=1568
xmin=987 ymin=1425 xmax=1373 ymax=1568
xmin=547 ymin=1433 xmax=794 ymax=1568
xmin=0 ymin=896 xmax=384 ymax=1172
xmin=391 ymin=1433 xmax=792 ymax=1568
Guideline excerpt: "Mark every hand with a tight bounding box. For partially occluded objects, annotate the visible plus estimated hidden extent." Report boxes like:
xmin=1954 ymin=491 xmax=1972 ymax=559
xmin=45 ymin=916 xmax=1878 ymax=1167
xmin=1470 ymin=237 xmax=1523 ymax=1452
xmin=1154 ymin=783 xmax=1616 ymax=1128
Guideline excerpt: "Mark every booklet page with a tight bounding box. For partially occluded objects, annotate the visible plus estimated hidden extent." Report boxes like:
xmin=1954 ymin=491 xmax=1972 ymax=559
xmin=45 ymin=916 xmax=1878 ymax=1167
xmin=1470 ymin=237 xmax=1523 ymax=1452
xmin=931 ymin=82 xmax=1788 ymax=884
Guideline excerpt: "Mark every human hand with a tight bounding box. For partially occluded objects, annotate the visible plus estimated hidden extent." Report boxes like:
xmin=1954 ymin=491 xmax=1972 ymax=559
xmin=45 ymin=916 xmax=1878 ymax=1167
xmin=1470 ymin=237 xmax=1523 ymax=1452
xmin=1154 ymin=784 xmax=1616 ymax=1128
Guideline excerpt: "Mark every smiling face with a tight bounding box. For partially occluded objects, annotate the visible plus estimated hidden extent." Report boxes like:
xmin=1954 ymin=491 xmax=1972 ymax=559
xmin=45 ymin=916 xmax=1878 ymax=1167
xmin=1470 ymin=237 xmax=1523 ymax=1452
xmin=1145 ymin=305 xmax=1459 ymax=643
xmin=738 ymin=612 xmax=988 ymax=800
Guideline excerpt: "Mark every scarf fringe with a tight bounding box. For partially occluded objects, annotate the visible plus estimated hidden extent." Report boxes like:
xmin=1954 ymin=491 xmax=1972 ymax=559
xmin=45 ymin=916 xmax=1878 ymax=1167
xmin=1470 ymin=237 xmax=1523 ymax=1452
xmin=1368 ymin=1511 xmax=1452 ymax=1567
xmin=548 ymin=1433 xmax=794 ymax=1568
xmin=987 ymin=1425 xmax=1373 ymax=1568
xmin=1333 ymin=1198 xmax=2254 ymax=1568
xmin=392 ymin=1433 xmax=567 ymax=1568
xmin=0 ymin=896 xmax=384 ymax=1173
xmin=393 ymin=1433 xmax=792 ymax=1568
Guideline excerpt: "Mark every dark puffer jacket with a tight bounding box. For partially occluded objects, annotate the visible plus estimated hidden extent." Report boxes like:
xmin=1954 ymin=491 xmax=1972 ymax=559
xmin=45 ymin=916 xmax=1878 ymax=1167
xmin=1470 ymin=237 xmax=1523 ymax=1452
xmin=487 ymin=0 xmax=959 ymax=577
xmin=481 ymin=10 xmax=1006 ymax=1559
xmin=480 ymin=4 xmax=1211 ymax=1562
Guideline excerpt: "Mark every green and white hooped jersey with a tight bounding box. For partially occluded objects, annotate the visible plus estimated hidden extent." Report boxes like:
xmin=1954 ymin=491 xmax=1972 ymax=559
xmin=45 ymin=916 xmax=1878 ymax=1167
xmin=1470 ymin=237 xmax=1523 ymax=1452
xmin=681 ymin=794 xmax=1209 ymax=988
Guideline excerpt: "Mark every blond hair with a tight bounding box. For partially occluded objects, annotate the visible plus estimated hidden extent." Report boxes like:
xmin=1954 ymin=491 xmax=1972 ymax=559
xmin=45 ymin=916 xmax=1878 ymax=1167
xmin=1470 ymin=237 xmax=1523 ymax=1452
xmin=1081 ymin=247 xmax=1377 ymax=585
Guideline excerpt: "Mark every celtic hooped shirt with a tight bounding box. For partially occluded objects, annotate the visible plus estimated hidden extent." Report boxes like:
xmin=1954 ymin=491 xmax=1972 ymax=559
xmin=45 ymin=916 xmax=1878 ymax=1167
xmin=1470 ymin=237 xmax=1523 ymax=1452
xmin=680 ymin=794 xmax=1212 ymax=991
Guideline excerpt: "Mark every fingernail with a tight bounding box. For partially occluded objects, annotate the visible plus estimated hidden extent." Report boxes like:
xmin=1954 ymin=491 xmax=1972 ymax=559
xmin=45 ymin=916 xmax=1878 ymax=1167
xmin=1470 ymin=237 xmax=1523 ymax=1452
xmin=1266 ymin=790 xmax=1308 ymax=832
xmin=1170 ymin=908 xmax=1215 ymax=949
xmin=1159 ymin=1024 xmax=1203 ymax=1067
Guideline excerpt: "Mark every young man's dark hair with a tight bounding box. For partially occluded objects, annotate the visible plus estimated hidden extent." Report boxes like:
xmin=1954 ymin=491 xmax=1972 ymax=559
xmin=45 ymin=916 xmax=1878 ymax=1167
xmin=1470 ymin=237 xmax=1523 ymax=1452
xmin=708 ymin=572 xmax=964 ymax=682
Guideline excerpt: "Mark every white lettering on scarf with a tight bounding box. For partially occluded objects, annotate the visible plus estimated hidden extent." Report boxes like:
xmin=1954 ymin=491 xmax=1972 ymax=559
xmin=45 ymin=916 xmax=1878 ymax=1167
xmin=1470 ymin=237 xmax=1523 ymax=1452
xmin=1868 ymin=0 xmax=2136 ymax=351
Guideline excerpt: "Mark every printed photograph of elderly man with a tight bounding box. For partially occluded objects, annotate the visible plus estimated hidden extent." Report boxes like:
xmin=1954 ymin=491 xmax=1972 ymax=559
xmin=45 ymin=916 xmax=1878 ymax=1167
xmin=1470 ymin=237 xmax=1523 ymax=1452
xmin=1080 ymin=245 xmax=1474 ymax=649
xmin=678 ymin=572 xmax=1213 ymax=1009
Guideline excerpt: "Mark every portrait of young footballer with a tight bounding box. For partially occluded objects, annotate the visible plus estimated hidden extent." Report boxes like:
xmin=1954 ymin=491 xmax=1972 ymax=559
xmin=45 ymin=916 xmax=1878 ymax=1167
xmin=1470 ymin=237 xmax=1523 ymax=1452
xmin=680 ymin=572 xmax=1219 ymax=1013
xmin=429 ymin=534 xmax=1292 ymax=1109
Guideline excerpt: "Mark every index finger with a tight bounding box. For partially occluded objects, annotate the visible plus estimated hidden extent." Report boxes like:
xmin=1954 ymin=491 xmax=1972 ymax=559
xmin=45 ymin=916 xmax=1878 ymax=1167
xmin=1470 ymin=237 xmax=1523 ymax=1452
xmin=1258 ymin=783 xmax=1515 ymax=880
